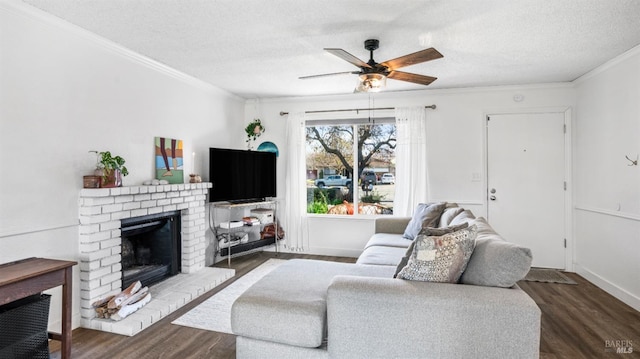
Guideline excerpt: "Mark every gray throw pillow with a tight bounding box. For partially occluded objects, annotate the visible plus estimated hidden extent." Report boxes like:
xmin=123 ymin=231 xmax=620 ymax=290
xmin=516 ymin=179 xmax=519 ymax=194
xmin=459 ymin=218 xmax=532 ymax=287
xmin=420 ymin=222 xmax=469 ymax=237
xmin=438 ymin=207 xmax=464 ymax=228
xmin=396 ymin=225 xmax=477 ymax=283
xmin=402 ymin=202 xmax=446 ymax=240
xmin=449 ymin=209 xmax=476 ymax=226
xmin=393 ymin=222 xmax=469 ymax=278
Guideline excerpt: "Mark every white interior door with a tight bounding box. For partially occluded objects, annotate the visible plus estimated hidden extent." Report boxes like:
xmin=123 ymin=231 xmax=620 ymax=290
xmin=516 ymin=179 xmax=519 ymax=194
xmin=487 ymin=113 xmax=566 ymax=269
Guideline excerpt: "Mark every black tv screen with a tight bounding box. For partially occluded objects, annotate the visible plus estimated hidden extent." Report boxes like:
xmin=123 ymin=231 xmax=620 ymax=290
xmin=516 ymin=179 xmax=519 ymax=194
xmin=209 ymin=147 xmax=277 ymax=202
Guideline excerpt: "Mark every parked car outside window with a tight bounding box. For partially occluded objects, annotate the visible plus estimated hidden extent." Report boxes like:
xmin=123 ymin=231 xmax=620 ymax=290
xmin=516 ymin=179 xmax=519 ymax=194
xmin=380 ymin=173 xmax=395 ymax=184
xmin=360 ymin=171 xmax=378 ymax=185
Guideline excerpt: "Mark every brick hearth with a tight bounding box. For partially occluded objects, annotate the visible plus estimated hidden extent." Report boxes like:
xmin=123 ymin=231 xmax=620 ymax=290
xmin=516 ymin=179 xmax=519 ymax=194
xmin=78 ymin=183 xmax=212 ymax=330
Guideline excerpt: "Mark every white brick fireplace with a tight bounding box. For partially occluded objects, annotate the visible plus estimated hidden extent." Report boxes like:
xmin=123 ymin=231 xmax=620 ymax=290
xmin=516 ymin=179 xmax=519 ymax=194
xmin=77 ymin=183 xmax=213 ymax=331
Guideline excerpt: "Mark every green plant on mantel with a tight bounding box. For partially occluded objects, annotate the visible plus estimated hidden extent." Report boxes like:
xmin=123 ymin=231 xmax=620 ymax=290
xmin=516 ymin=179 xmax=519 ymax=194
xmin=245 ymin=118 xmax=265 ymax=149
xmin=90 ymin=150 xmax=129 ymax=180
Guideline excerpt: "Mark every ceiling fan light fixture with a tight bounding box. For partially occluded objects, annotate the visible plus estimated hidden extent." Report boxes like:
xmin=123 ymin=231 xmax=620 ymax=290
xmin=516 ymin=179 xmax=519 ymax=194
xmin=357 ymin=73 xmax=386 ymax=92
xmin=305 ymin=39 xmax=441 ymax=93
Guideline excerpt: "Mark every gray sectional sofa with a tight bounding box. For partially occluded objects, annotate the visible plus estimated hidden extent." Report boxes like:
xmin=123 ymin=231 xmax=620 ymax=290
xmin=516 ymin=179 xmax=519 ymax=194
xmin=231 ymin=204 xmax=541 ymax=358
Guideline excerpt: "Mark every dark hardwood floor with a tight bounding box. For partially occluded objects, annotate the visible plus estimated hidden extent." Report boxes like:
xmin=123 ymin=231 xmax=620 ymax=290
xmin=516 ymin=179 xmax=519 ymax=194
xmin=519 ymin=273 xmax=640 ymax=358
xmin=50 ymin=252 xmax=640 ymax=359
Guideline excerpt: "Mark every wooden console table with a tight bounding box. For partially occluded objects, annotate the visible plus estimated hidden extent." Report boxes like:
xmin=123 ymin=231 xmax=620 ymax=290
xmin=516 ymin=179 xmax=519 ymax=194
xmin=0 ymin=257 xmax=77 ymax=359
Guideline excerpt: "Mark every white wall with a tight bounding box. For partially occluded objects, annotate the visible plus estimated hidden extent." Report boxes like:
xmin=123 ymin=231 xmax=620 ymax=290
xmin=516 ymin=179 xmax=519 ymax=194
xmin=246 ymin=85 xmax=575 ymax=257
xmin=0 ymin=2 xmax=244 ymax=330
xmin=573 ymin=46 xmax=640 ymax=311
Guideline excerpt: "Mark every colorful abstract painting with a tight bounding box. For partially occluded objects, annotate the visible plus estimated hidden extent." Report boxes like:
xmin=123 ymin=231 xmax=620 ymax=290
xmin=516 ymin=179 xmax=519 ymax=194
xmin=155 ymin=137 xmax=184 ymax=184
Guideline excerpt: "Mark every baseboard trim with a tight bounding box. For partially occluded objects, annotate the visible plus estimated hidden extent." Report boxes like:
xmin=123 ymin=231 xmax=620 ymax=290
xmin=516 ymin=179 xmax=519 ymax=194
xmin=574 ymin=264 xmax=640 ymax=312
xmin=48 ymin=314 xmax=82 ymax=333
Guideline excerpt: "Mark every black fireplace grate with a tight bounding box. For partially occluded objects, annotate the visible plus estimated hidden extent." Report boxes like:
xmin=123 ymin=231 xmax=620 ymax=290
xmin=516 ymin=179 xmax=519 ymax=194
xmin=120 ymin=210 xmax=181 ymax=289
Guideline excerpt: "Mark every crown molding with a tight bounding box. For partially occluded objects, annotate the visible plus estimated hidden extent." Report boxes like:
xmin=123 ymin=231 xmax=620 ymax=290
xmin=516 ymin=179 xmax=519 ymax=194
xmin=0 ymin=0 xmax=243 ymax=102
xmin=573 ymin=44 xmax=640 ymax=85
xmin=257 ymin=82 xmax=574 ymax=105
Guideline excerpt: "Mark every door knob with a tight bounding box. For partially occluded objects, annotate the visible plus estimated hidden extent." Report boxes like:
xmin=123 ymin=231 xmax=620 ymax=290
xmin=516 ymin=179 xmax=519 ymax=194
xmin=490 ymin=195 xmax=496 ymax=201
xmin=490 ymin=188 xmax=496 ymax=194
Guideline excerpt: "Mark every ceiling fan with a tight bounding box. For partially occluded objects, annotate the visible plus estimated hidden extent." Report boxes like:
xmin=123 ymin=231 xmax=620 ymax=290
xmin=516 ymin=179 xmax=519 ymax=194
xmin=300 ymin=39 xmax=443 ymax=92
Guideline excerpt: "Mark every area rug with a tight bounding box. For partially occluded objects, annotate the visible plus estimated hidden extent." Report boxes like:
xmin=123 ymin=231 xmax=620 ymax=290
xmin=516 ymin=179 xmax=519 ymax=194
xmin=171 ymin=258 xmax=286 ymax=334
xmin=524 ymin=268 xmax=577 ymax=285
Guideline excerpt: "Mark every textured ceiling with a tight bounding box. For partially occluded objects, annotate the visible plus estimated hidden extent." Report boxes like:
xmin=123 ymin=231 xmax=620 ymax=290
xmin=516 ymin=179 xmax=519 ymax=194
xmin=21 ymin=0 xmax=640 ymax=99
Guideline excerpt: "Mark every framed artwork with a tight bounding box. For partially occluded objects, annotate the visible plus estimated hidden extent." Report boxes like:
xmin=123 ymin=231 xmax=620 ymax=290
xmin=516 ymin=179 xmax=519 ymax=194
xmin=155 ymin=137 xmax=184 ymax=184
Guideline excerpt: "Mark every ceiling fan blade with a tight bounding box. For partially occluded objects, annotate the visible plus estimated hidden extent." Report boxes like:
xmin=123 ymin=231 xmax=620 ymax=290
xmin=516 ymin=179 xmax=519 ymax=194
xmin=299 ymin=71 xmax=359 ymax=80
xmin=387 ymin=71 xmax=437 ymax=86
xmin=324 ymin=48 xmax=372 ymax=69
xmin=381 ymin=48 xmax=443 ymax=70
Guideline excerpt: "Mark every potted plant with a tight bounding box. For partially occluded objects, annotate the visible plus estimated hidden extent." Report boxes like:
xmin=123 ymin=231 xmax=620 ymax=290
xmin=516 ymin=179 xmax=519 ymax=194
xmin=90 ymin=151 xmax=129 ymax=187
xmin=245 ymin=118 xmax=265 ymax=149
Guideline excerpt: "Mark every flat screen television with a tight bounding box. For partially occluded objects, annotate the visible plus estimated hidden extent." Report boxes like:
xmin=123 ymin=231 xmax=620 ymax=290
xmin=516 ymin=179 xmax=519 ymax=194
xmin=208 ymin=147 xmax=277 ymax=202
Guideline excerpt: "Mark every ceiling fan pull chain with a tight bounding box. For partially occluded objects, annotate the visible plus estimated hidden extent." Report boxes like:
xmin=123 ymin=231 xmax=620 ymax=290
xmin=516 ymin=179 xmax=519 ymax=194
xmin=368 ymin=93 xmax=372 ymax=123
xmin=372 ymin=95 xmax=375 ymax=124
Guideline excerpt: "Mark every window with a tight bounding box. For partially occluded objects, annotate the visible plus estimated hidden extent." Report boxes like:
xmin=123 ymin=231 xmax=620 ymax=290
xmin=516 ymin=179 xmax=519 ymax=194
xmin=305 ymin=119 xmax=396 ymax=215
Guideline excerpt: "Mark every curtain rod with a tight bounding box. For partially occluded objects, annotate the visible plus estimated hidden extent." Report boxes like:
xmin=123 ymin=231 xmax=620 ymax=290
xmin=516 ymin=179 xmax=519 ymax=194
xmin=279 ymin=105 xmax=436 ymax=116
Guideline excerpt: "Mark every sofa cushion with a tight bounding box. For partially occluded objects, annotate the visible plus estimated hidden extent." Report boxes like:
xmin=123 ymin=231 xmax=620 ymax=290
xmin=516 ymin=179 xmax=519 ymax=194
xmin=364 ymin=233 xmax=412 ymax=249
xmin=459 ymin=217 xmax=532 ymax=288
xmin=374 ymin=217 xmax=412 ymax=235
xmin=231 ymin=259 xmax=394 ymax=348
xmin=402 ymin=202 xmax=446 ymax=240
xmin=356 ymin=245 xmax=408 ymax=266
xmin=470 ymin=216 xmax=501 ymax=238
xmin=396 ymin=225 xmax=477 ymax=283
xmin=449 ymin=209 xmax=476 ymax=226
xmin=437 ymin=207 xmax=464 ymax=228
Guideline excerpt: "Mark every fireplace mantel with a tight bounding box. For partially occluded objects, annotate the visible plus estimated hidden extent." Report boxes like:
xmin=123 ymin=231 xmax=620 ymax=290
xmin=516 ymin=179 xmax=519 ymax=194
xmin=78 ymin=183 xmax=211 ymax=330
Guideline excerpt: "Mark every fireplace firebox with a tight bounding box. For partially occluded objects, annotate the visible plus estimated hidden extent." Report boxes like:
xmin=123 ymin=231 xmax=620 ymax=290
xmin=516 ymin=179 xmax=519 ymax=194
xmin=120 ymin=210 xmax=181 ymax=289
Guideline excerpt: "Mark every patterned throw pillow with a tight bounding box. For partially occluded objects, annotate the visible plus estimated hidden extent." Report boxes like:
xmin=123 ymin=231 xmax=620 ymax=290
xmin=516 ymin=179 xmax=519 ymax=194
xmin=397 ymin=225 xmax=477 ymax=283
xmin=393 ymin=222 xmax=469 ymax=278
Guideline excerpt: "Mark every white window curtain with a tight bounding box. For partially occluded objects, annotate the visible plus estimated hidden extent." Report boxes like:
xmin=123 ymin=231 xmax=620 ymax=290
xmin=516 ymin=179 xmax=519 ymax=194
xmin=393 ymin=106 xmax=429 ymax=216
xmin=283 ymin=112 xmax=309 ymax=251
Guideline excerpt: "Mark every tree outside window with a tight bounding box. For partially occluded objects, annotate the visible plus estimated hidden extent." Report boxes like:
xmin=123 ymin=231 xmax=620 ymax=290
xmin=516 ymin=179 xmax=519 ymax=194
xmin=306 ymin=121 xmax=396 ymax=215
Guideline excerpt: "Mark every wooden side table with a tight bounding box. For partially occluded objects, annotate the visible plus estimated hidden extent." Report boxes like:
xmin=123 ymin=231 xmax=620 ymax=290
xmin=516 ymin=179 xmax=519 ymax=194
xmin=0 ymin=257 xmax=77 ymax=359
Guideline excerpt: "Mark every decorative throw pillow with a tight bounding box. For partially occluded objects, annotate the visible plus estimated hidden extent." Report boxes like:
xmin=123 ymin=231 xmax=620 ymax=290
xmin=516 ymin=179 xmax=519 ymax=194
xmin=437 ymin=207 xmax=464 ymax=228
xmin=449 ymin=209 xmax=476 ymax=227
xmin=421 ymin=222 xmax=469 ymax=237
xmin=402 ymin=202 xmax=446 ymax=240
xmin=393 ymin=223 xmax=469 ymax=278
xmin=396 ymin=225 xmax=477 ymax=283
xmin=459 ymin=218 xmax=533 ymax=288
